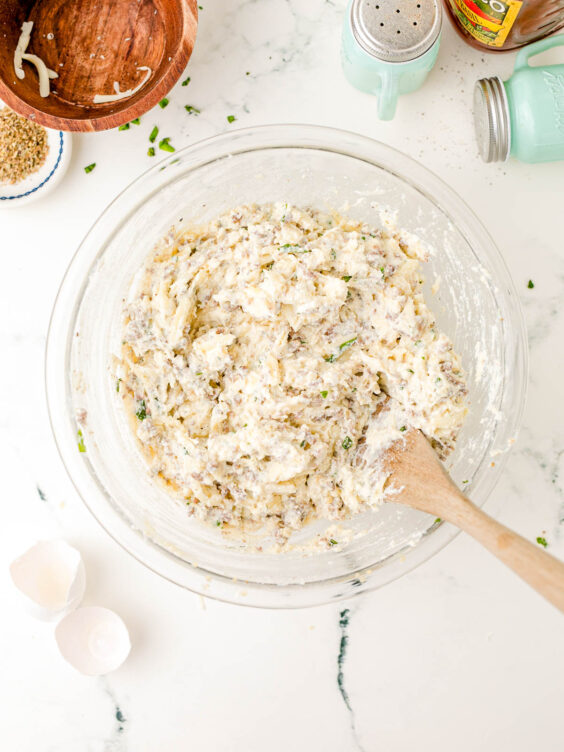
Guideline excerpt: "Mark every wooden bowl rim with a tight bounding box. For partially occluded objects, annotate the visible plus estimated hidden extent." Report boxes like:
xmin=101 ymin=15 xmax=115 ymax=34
xmin=0 ymin=1 xmax=197 ymax=132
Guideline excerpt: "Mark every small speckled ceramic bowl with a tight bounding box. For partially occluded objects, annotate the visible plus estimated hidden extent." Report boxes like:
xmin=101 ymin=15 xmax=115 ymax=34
xmin=0 ymin=112 xmax=71 ymax=207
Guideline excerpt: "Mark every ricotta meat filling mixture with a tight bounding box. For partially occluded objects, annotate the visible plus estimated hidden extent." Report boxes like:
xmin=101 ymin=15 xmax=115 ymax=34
xmin=117 ymin=203 xmax=468 ymax=546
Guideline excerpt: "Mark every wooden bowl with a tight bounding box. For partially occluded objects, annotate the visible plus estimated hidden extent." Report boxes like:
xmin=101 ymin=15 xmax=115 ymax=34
xmin=0 ymin=0 xmax=198 ymax=131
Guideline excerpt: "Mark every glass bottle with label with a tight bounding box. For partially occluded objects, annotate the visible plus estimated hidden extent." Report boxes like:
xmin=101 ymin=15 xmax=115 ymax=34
xmin=443 ymin=0 xmax=564 ymax=51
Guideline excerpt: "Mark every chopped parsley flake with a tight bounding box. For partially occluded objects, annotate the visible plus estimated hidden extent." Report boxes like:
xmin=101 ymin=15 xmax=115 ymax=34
xmin=77 ymin=429 xmax=86 ymax=453
xmin=118 ymin=122 xmax=130 ymax=131
xmin=116 ymin=378 xmax=121 ymax=392
xmin=339 ymin=337 xmax=357 ymax=352
xmin=536 ymin=536 xmax=548 ymax=548
xmin=342 ymin=436 xmax=353 ymax=450
xmin=342 ymin=275 xmax=352 ymax=282
xmin=159 ymin=137 xmax=175 ymax=152
xmin=300 ymin=440 xmax=306 ymax=448
xmin=216 ymin=520 xmax=222 ymax=527
xmin=329 ymin=539 xmax=338 ymax=546
xmin=280 ymin=243 xmax=310 ymax=254
xmin=185 ymin=105 xmax=201 ymax=115
xmin=227 ymin=114 xmax=236 ymax=123
xmin=407 ymin=368 xmax=414 ymax=374
xmin=131 ymin=118 xmax=141 ymax=125
xmin=527 ymin=280 xmax=535 ymax=289
xmin=159 ymin=97 xmax=169 ymax=109
xmin=181 ymin=76 xmax=191 ymax=86
xmin=462 ymin=479 xmax=469 ymax=484
xmin=147 ymin=146 xmax=155 ymax=157
xmin=320 ymin=390 xmax=328 ymax=398
xmin=399 ymin=426 xmax=407 ymax=432
xmin=149 ymin=126 xmax=159 ymax=143
xmin=84 ymin=163 xmax=96 ymax=174
xmin=434 ymin=517 xmax=442 ymax=524
xmin=136 ymin=400 xmax=147 ymax=420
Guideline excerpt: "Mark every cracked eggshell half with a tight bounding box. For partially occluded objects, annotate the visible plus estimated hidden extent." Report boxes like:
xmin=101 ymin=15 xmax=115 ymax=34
xmin=9 ymin=540 xmax=86 ymax=620
xmin=55 ymin=606 xmax=131 ymax=676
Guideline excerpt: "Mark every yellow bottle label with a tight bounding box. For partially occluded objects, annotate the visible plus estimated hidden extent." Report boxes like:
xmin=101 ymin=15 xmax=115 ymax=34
xmin=448 ymin=0 xmax=523 ymax=47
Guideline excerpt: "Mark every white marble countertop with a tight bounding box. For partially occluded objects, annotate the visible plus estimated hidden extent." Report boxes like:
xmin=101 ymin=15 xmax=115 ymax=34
xmin=2 ymin=2 xmax=563 ymax=750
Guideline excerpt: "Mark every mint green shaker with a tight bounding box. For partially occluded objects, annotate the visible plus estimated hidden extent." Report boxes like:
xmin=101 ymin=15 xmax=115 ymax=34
xmin=341 ymin=0 xmax=442 ymax=121
xmin=474 ymin=34 xmax=564 ymax=163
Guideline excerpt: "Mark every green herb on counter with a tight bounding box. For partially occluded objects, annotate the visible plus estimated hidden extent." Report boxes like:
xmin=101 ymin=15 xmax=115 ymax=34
xmin=399 ymin=426 xmax=407 ymax=432
xmin=181 ymin=76 xmax=191 ymax=86
xmin=136 ymin=400 xmax=147 ymax=420
xmin=434 ymin=517 xmax=441 ymax=524
xmin=246 ymin=71 xmax=250 ymax=76
xmin=342 ymin=275 xmax=351 ymax=282
xmin=77 ymin=429 xmax=86 ymax=453
xmin=159 ymin=97 xmax=169 ymax=109
xmin=118 ymin=122 xmax=130 ymax=131
xmin=149 ymin=126 xmax=159 ymax=143
xmin=185 ymin=105 xmax=200 ymax=115
xmin=147 ymin=147 xmax=155 ymax=157
xmin=159 ymin=137 xmax=175 ymax=152
xmin=116 ymin=378 xmax=121 ymax=392
xmin=380 ymin=266 xmax=385 ymax=276
xmin=131 ymin=118 xmax=141 ymax=125
xmin=329 ymin=539 xmax=338 ymax=546
xmin=528 ymin=280 xmax=535 ymax=289
xmin=342 ymin=436 xmax=353 ymax=450
xmin=320 ymin=390 xmax=328 ymax=399
xmin=227 ymin=114 xmax=236 ymax=123
xmin=536 ymin=536 xmax=548 ymax=548
xmin=462 ymin=479 xmax=469 ymax=484
xmin=84 ymin=163 xmax=96 ymax=174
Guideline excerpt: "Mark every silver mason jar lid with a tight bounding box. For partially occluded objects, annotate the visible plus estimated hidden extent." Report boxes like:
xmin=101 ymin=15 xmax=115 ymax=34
xmin=350 ymin=0 xmax=442 ymax=63
xmin=473 ymin=77 xmax=511 ymax=163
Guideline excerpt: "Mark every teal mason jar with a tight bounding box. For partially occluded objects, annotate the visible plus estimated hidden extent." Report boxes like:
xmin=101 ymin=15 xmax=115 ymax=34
xmin=474 ymin=34 xmax=564 ymax=163
xmin=341 ymin=0 xmax=442 ymax=121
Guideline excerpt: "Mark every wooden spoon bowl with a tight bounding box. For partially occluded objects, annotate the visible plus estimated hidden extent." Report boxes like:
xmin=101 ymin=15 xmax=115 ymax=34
xmin=0 ymin=0 xmax=198 ymax=131
xmin=384 ymin=428 xmax=564 ymax=613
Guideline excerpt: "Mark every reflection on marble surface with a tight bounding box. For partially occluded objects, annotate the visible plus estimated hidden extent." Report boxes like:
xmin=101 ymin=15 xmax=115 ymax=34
xmin=1 ymin=1 xmax=563 ymax=750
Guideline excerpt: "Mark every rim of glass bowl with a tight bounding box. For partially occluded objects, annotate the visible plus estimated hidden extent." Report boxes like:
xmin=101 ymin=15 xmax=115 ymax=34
xmin=46 ymin=124 xmax=528 ymax=609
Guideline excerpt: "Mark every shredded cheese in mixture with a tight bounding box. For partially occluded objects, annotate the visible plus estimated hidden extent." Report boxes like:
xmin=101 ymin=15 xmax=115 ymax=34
xmin=118 ymin=203 xmax=468 ymax=544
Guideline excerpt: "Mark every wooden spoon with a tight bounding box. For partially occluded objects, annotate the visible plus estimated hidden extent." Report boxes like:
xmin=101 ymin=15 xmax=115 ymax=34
xmin=384 ymin=429 xmax=564 ymax=613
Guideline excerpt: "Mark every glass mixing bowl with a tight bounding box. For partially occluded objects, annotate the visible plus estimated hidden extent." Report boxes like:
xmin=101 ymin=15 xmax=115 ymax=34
xmin=46 ymin=125 xmax=527 ymax=608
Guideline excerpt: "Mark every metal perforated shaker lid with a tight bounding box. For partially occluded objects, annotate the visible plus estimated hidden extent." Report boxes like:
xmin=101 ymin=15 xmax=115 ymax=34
xmin=473 ymin=77 xmax=511 ymax=163
xmin=350 ymin=0 xmax=442 ymax=63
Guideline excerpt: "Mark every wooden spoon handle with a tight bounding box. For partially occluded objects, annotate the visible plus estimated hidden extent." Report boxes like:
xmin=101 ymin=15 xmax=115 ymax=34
xmin=444 ymin=496 xmax=564 ymax=613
